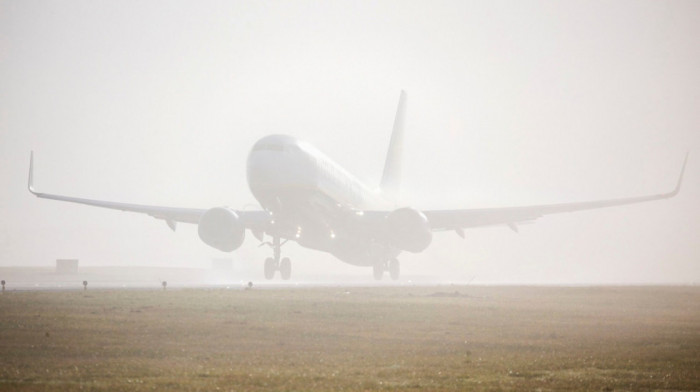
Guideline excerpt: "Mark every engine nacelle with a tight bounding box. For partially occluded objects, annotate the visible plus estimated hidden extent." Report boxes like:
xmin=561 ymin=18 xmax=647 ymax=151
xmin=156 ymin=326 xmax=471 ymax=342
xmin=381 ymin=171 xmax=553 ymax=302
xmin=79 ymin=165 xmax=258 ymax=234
xmin=197 ymin=207 xmax=245 ymax=252
xmin=385 ymin=207 xmax=432 ymax=253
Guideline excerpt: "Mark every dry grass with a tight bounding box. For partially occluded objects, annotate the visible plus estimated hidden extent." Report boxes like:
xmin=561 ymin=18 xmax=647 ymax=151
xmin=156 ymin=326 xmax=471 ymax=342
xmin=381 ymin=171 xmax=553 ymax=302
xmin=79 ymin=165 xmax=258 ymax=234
xmin=0 ymin=286 xmax=698 ymax=391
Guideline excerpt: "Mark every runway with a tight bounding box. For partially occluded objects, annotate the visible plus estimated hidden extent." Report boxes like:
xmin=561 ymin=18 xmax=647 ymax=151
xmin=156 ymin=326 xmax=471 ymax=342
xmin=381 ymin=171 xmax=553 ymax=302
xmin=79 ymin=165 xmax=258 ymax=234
xmin=0 ymin=266 xmax=470 ymax=291
xmin=2 ymin=283 xmax=698 ymax=391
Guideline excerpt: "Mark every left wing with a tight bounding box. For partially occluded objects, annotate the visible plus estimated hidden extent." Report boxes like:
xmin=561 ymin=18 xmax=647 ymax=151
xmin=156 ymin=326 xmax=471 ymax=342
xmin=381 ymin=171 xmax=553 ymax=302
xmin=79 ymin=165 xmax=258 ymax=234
xmin=28 ymin=152 xmax=269 ymax=231
xmin=424 ymin=153 xmax=688 ymax=232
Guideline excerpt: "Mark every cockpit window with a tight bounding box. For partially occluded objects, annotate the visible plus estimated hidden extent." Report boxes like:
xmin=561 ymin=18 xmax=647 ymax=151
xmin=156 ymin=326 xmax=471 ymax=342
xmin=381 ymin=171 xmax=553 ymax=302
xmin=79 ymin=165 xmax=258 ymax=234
xmin=253 ymin=143 xmax=284 ymax=152
xmin=253 ymin=142 xmax=303 ymax=153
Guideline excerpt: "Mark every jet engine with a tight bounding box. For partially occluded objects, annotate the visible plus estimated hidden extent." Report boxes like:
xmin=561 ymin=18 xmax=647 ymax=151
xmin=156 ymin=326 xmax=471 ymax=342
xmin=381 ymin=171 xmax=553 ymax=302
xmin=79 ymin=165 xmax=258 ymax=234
xmin=385 ymin=207 xmax=432 ymax=253
xmin=197 ymin=207 xmax=245 ymax=252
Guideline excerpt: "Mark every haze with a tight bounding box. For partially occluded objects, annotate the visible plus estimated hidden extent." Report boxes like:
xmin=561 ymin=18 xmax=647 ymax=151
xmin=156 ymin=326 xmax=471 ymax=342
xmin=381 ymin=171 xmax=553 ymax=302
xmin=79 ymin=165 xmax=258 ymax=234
xmin=1 ymin=0 xmax=698 ymax=284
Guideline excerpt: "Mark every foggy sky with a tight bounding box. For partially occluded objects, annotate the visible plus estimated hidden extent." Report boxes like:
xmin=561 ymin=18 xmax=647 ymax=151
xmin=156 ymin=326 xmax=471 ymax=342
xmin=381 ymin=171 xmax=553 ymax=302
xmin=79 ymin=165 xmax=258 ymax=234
xmin=1 ymin=0 xmax=699 ymax=284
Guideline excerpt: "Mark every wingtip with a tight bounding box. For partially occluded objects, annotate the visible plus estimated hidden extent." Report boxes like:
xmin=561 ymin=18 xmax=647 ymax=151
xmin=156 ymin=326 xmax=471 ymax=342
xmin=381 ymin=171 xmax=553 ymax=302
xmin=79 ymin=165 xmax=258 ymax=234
xmin=28 ymin=151 xmax=37 ymax=195
xmin=670 ymin=152 xmax=688 ymax=197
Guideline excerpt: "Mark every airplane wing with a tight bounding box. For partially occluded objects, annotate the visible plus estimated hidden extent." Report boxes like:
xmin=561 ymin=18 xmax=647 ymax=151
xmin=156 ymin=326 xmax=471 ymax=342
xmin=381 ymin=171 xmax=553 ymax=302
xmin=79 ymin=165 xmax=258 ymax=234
xmin=27 ymin=152 xmax=269 ymax=231
xmin=423 ymin=153 xmax=688 ymax=232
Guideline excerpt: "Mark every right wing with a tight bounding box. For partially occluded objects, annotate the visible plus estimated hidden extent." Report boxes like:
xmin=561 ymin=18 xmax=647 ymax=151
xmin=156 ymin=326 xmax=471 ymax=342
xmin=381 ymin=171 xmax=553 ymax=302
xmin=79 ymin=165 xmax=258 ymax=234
xmin=423 ymin=153 xmax=688 ymax=232
xmin=28 ymin=152 xmax=269 ymax=231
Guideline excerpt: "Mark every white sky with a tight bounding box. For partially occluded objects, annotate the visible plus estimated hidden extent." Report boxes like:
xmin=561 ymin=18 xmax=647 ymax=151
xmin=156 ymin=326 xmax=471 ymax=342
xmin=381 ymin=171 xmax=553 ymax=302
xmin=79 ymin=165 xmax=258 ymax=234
xmin=1 ymin=0 xmax=698 ymax=284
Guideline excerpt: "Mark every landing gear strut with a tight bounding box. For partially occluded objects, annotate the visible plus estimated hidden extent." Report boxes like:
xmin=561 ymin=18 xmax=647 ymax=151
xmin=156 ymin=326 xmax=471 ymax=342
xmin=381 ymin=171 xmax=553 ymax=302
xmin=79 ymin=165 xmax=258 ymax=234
xmin=263 ymin=236 xmax=291 ymax=280
xmin=373 ymin=258 xmax=400 ymax=281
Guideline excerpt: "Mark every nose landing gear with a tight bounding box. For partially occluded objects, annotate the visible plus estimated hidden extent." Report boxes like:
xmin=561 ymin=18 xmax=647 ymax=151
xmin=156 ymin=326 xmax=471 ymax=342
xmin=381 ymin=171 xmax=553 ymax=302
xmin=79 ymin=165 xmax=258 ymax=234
xmin=279 ymin=257 xmax=291 ymax=280
xmin=262 ymin=236 xmax=291 ymax=280
xmin=264 ymin=257 xmax=277 ymax=280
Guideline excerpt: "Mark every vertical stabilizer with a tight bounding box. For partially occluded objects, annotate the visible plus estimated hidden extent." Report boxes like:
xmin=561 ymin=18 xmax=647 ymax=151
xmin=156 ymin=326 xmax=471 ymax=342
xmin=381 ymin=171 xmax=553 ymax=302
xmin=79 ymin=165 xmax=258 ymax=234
xmin=380 ymin=90 xmax=406 ymax=202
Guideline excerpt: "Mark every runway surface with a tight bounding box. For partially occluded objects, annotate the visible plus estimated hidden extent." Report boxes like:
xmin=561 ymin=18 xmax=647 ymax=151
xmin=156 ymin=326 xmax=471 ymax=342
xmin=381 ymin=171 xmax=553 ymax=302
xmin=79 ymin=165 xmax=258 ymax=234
xmin=0 ymin=266 xmax=476 ymax=291
xmin=2 ymin=283 xmax=698 ymax=391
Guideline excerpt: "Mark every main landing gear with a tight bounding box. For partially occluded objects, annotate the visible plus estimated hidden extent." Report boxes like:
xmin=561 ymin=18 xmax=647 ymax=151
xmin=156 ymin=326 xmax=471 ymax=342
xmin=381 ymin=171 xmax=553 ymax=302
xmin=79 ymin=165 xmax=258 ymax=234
xmin=373 ymin=258 xmax=400 ymax=281
xmin=263 ymin=236 xmax=291 ymax=280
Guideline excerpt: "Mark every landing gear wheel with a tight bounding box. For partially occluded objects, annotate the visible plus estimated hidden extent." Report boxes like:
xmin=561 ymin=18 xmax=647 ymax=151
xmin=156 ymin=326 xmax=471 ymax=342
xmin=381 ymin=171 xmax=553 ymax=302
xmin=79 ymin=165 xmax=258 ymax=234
xmin=264 ymin=257 xmax=276 ymax=280
xmin=280 ymin=257 xmax=291 ymax=280
xmin=373 ymin=263 xmax=384 ymax=280
xmin=389 ymin=258 xmax=400 ymax=281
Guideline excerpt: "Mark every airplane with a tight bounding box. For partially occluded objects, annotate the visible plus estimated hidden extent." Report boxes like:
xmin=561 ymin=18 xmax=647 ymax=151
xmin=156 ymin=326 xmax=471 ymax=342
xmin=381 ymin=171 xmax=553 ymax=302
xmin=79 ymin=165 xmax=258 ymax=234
xmin=28 ymin=91 xmax=687 ymax=280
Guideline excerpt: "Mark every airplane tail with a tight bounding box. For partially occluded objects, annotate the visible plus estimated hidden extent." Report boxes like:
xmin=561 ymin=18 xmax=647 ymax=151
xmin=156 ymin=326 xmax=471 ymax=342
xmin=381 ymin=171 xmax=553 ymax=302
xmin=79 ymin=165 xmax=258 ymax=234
xmin=380 ymin=90 xmax=406 ymax=203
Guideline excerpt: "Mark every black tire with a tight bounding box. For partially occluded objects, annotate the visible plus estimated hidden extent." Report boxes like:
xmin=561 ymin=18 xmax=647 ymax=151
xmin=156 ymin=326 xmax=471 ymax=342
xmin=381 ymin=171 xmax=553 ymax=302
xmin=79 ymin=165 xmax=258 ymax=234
xmin=264 ymin=257 xmax=276 ymax=280
xmin=280 ymin=257 xmax=291 ymax=280
xmin=373 ymin=263 xmax=383 ymax=280
xmin=389 ymin=258 xmax=400 ymax=281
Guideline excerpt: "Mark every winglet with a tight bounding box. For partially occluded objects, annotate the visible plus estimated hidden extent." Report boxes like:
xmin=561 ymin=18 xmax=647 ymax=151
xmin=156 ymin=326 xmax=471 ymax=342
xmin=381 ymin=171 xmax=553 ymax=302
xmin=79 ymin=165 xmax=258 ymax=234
xmin=28 ymin=151 xmax=37 ymax=195
xmin=668 ymin=152 xmax=688 ymax=198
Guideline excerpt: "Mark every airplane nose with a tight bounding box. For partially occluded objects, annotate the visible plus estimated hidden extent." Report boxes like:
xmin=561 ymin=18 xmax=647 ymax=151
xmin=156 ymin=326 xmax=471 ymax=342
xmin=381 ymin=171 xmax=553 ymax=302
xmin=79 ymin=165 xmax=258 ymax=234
xmin=246 ymin=153 xmax=276 ymax=190
xmin=246 ymin=150 xmax=314 ymax=194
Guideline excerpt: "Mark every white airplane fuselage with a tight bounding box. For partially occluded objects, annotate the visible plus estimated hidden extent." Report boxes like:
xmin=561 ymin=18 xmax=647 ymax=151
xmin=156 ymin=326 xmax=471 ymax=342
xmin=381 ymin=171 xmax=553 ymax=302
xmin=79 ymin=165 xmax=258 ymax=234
xmin=246 ymin=134 xmax=397 ymax=266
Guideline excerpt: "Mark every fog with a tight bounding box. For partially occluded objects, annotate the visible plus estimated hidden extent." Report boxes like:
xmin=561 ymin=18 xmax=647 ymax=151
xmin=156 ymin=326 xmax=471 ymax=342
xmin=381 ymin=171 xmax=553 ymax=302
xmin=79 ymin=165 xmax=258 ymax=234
xmin=1 ymin=0 xmax=699 ymax=284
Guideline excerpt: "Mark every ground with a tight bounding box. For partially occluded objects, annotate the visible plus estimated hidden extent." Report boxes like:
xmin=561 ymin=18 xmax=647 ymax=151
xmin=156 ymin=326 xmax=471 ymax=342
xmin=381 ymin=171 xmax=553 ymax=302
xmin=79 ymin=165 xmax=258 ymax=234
xmin=0 ymin=285 xmax=698 ymax=391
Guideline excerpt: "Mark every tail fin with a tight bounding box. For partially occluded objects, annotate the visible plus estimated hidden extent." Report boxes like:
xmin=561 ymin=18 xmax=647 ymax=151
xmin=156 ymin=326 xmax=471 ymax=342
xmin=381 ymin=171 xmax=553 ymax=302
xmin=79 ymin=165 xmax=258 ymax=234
xmin=380 ymin=90 xmax=407 ymax=202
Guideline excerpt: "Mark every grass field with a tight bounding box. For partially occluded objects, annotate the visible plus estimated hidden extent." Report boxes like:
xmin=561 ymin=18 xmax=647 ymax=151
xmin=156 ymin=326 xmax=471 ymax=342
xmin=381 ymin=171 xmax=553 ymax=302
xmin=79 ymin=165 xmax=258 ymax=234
xmin=1 ymin=286 xmax=698 ymax=391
